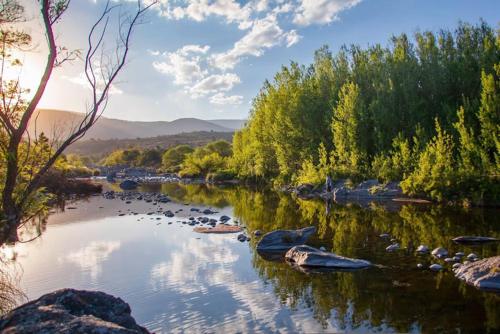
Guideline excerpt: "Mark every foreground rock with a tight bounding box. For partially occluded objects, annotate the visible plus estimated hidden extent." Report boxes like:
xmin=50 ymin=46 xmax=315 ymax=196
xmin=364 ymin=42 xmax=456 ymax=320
xmin=193 ymin=225 xmax=242 ymax=234
xmin=256 ymin=226 xmax=316 ymax=252
xmin=0 ymin=289 xmax=149 ymax=333
xmin=452 ymin=236 xmax=499 ymax=244
xmin=285 ymin=245 xmax=372 ymax=269
xmin=454 ymin=256 xmax=500 ymax=291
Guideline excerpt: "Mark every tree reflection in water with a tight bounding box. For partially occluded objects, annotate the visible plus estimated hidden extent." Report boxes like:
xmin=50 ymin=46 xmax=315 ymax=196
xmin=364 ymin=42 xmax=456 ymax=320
xmin=160 ymin=183 xmax=500 ymax=333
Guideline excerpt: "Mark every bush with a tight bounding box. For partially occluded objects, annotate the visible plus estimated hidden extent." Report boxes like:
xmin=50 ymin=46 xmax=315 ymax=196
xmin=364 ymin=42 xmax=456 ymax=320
xmin=206 ymin=170 xmax=237 ymax=182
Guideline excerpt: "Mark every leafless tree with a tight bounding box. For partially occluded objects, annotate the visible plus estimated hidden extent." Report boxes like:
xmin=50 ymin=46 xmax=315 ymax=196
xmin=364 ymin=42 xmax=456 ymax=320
xmin=0 ymin=0 xmax=156 ymax=243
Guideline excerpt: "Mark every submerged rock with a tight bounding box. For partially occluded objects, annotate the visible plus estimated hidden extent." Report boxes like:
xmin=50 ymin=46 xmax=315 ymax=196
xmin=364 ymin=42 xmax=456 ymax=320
xmin=285 ymin=245 xmax=372 ymax=269
xmin=237 ymin=234 xmax=248 ymax=242
xmin=452 ymin=236 xmax=499 ymax=244
xmin=454 ymin=256 xmax=500 ymax=291
xmin=0 ymin=288 xmax=149 ymax=333
xmin=256 ymin=226 xmax=316 ymax=252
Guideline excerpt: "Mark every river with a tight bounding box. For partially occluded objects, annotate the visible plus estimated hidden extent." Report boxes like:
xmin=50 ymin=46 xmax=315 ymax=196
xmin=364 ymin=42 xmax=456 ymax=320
xmin=1 ymin=182 xmax=499 ymax=333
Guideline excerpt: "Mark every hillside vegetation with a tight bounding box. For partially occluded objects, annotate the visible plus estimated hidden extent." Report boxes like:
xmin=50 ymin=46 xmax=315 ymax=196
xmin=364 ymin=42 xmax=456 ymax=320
xmin=65 ymin=131 xmax=233 ymax=157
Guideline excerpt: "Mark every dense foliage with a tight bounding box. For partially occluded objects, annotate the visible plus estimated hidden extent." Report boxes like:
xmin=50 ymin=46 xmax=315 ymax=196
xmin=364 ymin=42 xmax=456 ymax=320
xmin=231 ymin=21 xmax=500 ymax=204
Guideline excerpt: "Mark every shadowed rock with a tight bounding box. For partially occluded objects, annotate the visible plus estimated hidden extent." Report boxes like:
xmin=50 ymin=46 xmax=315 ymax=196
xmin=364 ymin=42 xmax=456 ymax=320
xmin=285 ymin=245 xmax=372 ymax=269
xmin=452 ymin=236 xmax=499 ymax=244
xmin=119 ymin=180 xmax=138 ymax=190
xmin=454 ymin=256 xmax=500 ymax=291
xmin=256 ymin=226 xmax=316 ymax=252
xmin=0 ymin=288 xmax=149 ymax=333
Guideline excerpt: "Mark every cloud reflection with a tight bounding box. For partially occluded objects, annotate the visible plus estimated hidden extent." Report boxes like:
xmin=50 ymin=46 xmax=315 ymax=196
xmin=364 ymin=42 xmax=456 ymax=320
xmin=60 ymin=241 xmax=121 ymax=280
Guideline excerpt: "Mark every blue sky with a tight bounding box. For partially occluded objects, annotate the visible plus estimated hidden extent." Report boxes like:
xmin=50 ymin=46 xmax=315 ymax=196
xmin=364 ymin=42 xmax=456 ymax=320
xmin=32 ymin=0 xmax=500 ymax=121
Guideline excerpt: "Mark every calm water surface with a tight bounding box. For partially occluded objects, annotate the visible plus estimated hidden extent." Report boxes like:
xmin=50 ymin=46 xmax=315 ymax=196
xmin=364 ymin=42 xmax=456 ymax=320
xmin=2 ymin=183 xmax=500 ymax=333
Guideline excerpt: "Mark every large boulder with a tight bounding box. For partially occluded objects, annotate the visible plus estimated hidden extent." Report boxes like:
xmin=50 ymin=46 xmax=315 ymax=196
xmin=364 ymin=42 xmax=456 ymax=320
xmin=0 ymin=289 xmax=149 ymax=333
xmin=119 ymin=180 xmax=138 ymax=190
xmin=256 ymin=226 xmax=316 ymax=252
xmin=285 ymin=245 xmax=372 ymax=269
xmin=454 ymin=256 xmax=500 ymax=291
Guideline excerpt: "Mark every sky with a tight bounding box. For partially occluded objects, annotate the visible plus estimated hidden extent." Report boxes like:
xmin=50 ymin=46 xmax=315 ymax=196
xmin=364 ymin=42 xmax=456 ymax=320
xmin=16 ymin=0 xmax=500 ymax=121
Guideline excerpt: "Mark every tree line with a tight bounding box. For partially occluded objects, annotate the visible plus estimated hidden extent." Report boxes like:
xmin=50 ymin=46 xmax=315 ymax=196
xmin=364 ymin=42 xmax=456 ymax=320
xmin=231 ymin=21 xmax=499 ymax=204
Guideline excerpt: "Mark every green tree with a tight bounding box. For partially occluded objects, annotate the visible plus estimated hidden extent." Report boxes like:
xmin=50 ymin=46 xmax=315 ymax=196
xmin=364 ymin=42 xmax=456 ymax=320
xmin=331 ymin=82 xmax=366 ymax=177
xmin=162 ymin=145 xmax=194 ymax=172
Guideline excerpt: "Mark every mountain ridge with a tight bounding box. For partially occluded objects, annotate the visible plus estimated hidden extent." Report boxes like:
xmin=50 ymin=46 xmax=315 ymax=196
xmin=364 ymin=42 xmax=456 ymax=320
xmin=29 ymin=109 xmax=245 ymax=140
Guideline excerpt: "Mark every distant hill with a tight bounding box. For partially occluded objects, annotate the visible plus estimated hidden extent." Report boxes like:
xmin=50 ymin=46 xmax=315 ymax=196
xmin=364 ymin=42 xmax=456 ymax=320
xmin=29 ymin=109 xmax=245 ymax=140
xmin=65 ymin=131 xmax=234 ymax=157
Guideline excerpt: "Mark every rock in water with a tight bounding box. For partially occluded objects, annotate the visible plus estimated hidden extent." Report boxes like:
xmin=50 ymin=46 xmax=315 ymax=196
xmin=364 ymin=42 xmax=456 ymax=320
xmin=452 ymin=236 xmax=499 ymax=244
xmin=256 ymin=226 xmax=316 ymax=252
xmin=429 ymin=264 xmax=443 ymax=271
xmin=454 ymin=256 xmax=500 ymax=291
xmin=0 ymin=289 xmax=149 ymax=333
xmin=431 ymin=247 xmax=448 ymax=259
xmin=119 ymin=180 xmax=138 ymax=190
xmin=416 ymin=245 xmax=429 ymax=254
xmin=386 ymin=243 xmax=400 ymax=252
xmin=285 ymin=245 xmax=371 ymax=269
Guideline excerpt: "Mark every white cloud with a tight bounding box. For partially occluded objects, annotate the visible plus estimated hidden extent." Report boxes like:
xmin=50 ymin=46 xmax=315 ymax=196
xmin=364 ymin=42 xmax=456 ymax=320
xmin=293 ymin=0 xmax=362 ymax=26
xmin=159 ymin=0 xmax=254 ymax=30
xmin=209 ymin=92 xmax=243 ymax=105
xmin=152 ymin=44 xmax=210 ymax=85
xmin=189 ymin=73 xmax=240 ymax=97
xmin=285 ymin=29 xmax=301 ymax=47
xmin=210 ymin=14 xmax=294 ymax=70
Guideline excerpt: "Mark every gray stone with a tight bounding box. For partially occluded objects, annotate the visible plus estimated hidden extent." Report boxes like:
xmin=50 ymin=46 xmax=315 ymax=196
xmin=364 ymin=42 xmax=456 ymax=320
xmin=220 ymin=215 xmax=231 ymax=222
xmin=256 ymin=226 xmax=316 ymax=252
xmin=454 ymin=256 xmax=500 ymax=291
xmin=237 ymin=234 xmax=247 ymax=242
xmin=416 ymin=245 xmax=429 ymax=254
xmin=452 ymin=263 xmax=462 ymax=269
xmin=417 ymin=263 xmax=424 ymax=269
xmin=431 ymin=247 xmax=448 ymax=259
xmin=0 ymin=289 xmax=149 ymax=333
xmin=429 ymin=264 xmax=443 ymax=271
xmin=467 ymin=253 xmax=479 ymax=261
xmin=285 ymin=245 xmax=372 ymax=269
xmin=386 ymin=243 xmax=400 ymax=252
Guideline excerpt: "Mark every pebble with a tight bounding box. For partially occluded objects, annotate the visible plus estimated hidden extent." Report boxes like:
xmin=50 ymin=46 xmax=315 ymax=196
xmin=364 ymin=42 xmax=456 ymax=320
xmin=429 ymin=264 xmax=443 ymax=271
xmin=467 ymin=253 xmax=479 ymax=261
xmin=431 ymin=247 xmax=448 ymax=259
xmin=386 ymin=243 xmax=400 ymax=252
xmin=416 ymin=245 xmax=429 ymax=254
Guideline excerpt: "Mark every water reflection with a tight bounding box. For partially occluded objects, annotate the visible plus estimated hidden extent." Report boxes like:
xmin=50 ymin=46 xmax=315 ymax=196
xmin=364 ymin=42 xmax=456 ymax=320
xmin=61 ymin=241 xmax=122 ymax=281
xmin=1 ymin=182 xmax=499 ymax=332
